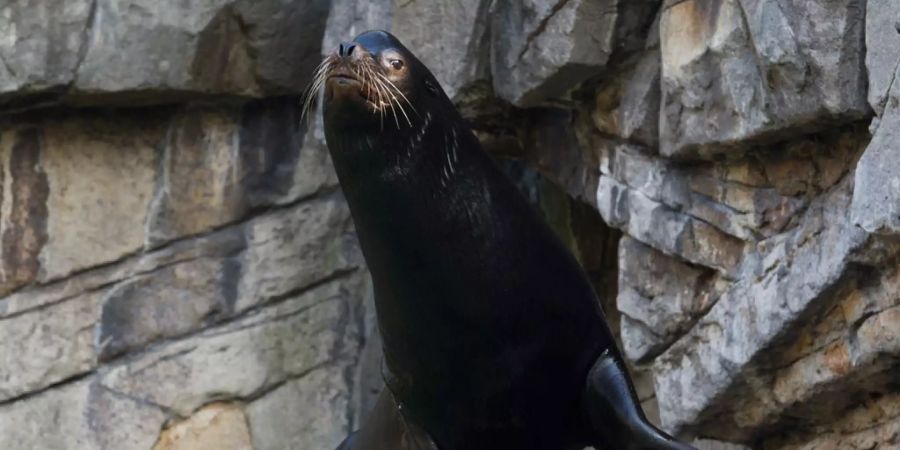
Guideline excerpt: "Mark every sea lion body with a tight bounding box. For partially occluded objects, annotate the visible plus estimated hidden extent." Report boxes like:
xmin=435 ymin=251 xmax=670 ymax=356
xmin=317 ymin=30 xmax=695 ymax=450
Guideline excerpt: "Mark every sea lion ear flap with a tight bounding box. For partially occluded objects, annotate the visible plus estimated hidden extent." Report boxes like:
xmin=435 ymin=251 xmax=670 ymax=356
xmin=424 ymin=78 xmax=440 ymax=96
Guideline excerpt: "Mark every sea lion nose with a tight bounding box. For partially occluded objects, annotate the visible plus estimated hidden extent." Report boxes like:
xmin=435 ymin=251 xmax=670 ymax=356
xmin=338 ymin=41 xmax=356 ymax=57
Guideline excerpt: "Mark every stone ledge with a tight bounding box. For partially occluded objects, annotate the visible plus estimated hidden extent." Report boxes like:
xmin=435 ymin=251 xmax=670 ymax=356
xmin=0 ymin=194 xmax=360 ymax=403
xmin=652 ymin=177 xmax=871 ymax=437
xmin=0 ymin=0 xmax=330 ymax=111
xmin=659 ymin=0 xmax=871 ymax=158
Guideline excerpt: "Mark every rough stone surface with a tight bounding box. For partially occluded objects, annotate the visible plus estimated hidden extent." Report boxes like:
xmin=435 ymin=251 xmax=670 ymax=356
xmin=153 ymin=403 xmax=252 ymax=450
xmin=391 ymin=0 xmax=492 ymax=101
xmin=851 ymin=63 xmax=900 ymax=235
xmin=146 ymin=99 xmax=337 ymax=245
xmin=247 ymin=364 xmax=353 ymax=450
xmin=2 ymin=2 xmax=899 ymax=450
xmin=592 ymin=45 xmax=662 ymax=148
xmin=0 ymin=1 xmax=93 ymax=101
xmin=99 ymin=276 xmax=362 ymax=417
xmin=0 ymin=379 xmax=167 ymax=450
xmin=40 ymin=114 xmax=161 ymax=280
xmin=617 ymin=236 xmax=717 ymax=362
xmin=490 ymin=0 xmax=660 ymax=107
xmin=0 ymin=0 xmax=331 ymax=108
xmin=0 ymin=291 xmax=101 ymax=402
xmin=865 ymin=0 xmax=900 ymax=115
xmin=659 ymin=0 xmax=870 ymax=157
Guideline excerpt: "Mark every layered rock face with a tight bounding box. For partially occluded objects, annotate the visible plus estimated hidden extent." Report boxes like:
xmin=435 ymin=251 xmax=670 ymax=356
xmin=1 ymin=1 xmax=897 ymax=450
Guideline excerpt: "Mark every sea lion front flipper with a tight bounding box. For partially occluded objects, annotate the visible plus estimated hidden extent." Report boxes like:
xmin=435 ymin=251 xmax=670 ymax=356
xmin=334 ymin=389 xmax=439 ymax=450
xmin=582 ymin=351 xmax=697 ymax=450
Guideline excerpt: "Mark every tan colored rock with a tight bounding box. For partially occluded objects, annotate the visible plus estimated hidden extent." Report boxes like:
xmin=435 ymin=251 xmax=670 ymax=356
xmin=147 ymin=109 xmax=244 ymax=244
xmin=153 ymin=403 xmax=252 ymax=450
xmin=147 ymin=100 xmax=339 ymax=246
xmin=40 ymin=113 xmax=162 ymax=280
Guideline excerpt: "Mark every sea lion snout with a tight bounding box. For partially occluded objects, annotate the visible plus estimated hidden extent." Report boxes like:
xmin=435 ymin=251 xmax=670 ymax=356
xmin=338 ymin=41 xmax=357 ymax=57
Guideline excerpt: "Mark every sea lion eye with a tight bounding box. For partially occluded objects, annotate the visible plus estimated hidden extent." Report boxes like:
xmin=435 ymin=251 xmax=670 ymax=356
xmin=390 ymin=59 xmax=404 ymax=70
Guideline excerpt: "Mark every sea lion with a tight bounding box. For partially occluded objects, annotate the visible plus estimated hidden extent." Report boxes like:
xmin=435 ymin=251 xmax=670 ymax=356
xmin=309 ymin=30 xmax=696 ymax=450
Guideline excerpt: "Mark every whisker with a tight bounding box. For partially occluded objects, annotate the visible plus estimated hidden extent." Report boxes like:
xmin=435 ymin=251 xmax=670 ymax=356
xmin=376 ymin=73 xmax=417 ymax=118
xmin=300 ymin=56 xmax=335 ymax=124
xmin=374 ymin=73 xmax=415 ymax=127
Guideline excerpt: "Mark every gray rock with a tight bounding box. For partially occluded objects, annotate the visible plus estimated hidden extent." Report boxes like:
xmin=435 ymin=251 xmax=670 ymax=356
xmin=96 ymin=257 xmax=235 ymax=361
xmin=392 ymin=0 xmax=492 ymax=101
xmin=491 ymin=0 xmax=659 ymax=107
xmin=852 ymin=63 xmax=900 ymax=235
xmin=1 ymin=0 xmax=330 ymax=108
xmin=0 ymin=379 xmax=167 ymax=450
xmin=235 ymin=196 xmax=360 ymax=312
xmin=659 ymin=0 xmax=870 ymax=158
xmin=146 ymin=99 xmax=336 ymax=246
xmin=617 ymin=236 xmax=714 ymax=362
xmin=36 ymin=112 xmax=161 ymax=283
xmin=247 ymin=364 xmax=354 ymax=450
xmin=596 ymin=175 xmax=745 ymax=276
xmin=653 ymin=179 xmax=869 ymax=436
xmin=0 ymin=291 xmax=102 ymax=402
xmin=693 ymin=440 xmax=751 ymax=450
xmin=74 ymin=0 xmax=329 ymax=101
xmin=99 ymin=276 xmax=364 ymax=416
xmin=0 ymin=1 xmax=93 ymax=102
xmin=0 ymin=222 xmax=245 ymax=319
xmin=866 ymin=0 xmax=900 ymax=115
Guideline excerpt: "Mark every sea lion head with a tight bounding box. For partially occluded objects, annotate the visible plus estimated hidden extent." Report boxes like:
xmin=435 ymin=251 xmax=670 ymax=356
xmin=305 ymin=30 xmax=451 ymax=136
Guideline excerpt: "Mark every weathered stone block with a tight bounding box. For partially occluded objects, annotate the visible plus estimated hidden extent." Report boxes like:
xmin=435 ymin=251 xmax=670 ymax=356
xmin=74 ymin=0 xmax=329 ymax=102
xmin=40 ymin=114 xmax=161 ymax=280
xmin=146 ymin=108 xmax=245 ymax=244
xmin=153 ymin=403 xmax=252 ymax=450
xmin=491 ymin=0 xmax=660 ymax=107
xmin=100 ymin=277 xmax=360 ymax=416
xmin=236 ymin=196 xmax=359 ymax=312
xmin=96 ymin=256 xmax=236 ymax=361
xmin=866 ymin=0 xmax=900 ymax=115
xmin=0 ymin=127 xmax=50 ymax=296
xmin=0 ymin=1 xmax=93 ymax=100
xmin=592 ymin=47 xmax=662 ymax=147
xmin=618 ymin=236 xmax=714 ymax=362
xmin=597 ymin=176 xmax=744 ymax=275
xmin=852 ymin=63 xmax=900 ymax=235
xmin=247 ymin=364 xmax=353 ymax=450
xmin=660 ymin=0 xmax=869 ymax=157
xmin=147 ymin=100 xmax=337 ymax=246
xmin=0 ymin=379 xmax=166 ymax=450
xmin=1 ymin=0 xmax=330 ymax=108
xmin=391 ymin=0 xmax=492 ymax=101
xmin=0 ymin=292 xmax=101 ymax=402
xmin=653 ymin=180 xmax=869 ymax=436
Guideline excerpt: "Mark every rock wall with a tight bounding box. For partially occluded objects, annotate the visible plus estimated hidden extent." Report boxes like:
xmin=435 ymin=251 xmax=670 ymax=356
xmin=0 ymin=1 xmax=897 ymax=450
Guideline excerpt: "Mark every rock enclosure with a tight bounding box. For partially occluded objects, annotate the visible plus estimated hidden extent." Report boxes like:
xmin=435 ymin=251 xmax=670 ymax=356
xmin=0 ymin=1 xmax=897 ymax=449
